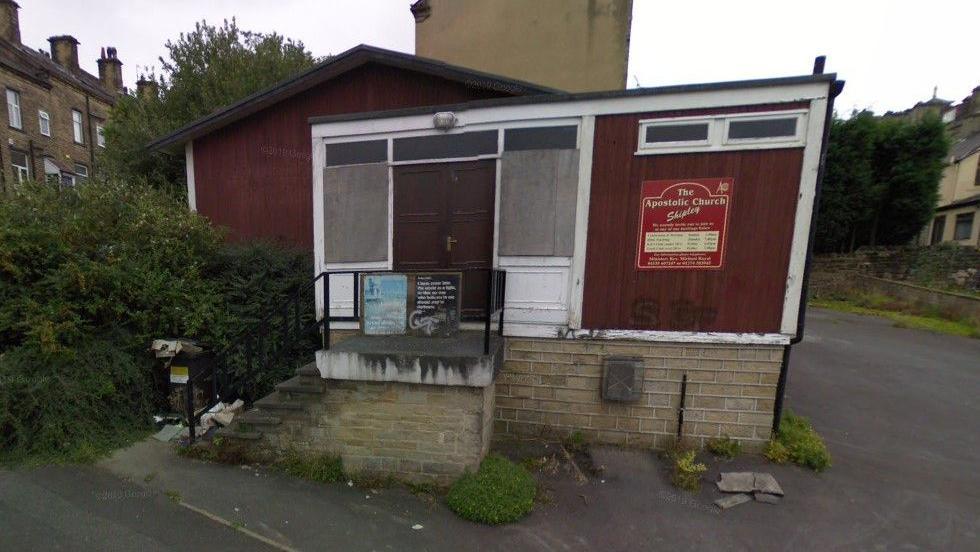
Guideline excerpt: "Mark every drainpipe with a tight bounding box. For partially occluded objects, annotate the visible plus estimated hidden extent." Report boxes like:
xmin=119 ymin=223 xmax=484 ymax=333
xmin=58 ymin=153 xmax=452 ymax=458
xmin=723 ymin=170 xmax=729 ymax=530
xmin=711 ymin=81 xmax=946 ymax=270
xmin=772 ymin=56 xmax=843 ymax=434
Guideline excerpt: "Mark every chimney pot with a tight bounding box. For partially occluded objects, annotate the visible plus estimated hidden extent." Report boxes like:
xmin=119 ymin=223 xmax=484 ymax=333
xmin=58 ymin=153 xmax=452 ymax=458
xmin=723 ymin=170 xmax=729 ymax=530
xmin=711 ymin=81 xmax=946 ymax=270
xmin=0 ymin=0 xmax=21 ymax=44
xmin=97 ymin=45 xmax=124 ymax=94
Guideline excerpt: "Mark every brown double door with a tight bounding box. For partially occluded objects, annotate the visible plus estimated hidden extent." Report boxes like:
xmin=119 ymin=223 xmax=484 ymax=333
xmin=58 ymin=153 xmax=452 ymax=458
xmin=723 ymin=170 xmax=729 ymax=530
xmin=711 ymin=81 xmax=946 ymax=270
xmin=393 ymin=160 xmax=495 ymax=319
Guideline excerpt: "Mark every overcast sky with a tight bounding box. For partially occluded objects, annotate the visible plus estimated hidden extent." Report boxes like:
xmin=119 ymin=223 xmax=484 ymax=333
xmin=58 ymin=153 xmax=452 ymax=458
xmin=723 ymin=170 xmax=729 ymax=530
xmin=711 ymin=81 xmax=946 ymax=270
xmin=18 ymin=0 xmax=979 ymax=115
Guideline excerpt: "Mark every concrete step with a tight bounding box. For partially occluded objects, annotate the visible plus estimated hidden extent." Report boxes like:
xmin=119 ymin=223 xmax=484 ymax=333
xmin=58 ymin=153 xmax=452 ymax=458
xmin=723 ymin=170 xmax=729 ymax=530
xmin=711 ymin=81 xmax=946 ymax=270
xmin=295 ymin=363 xmax=319 ymax=377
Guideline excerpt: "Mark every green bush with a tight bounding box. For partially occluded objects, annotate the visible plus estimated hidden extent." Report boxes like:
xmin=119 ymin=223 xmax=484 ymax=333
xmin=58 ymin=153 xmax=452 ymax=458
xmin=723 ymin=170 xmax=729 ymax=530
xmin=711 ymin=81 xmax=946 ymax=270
xmin=706 ymin=435 xmax=742 ymax=459
xmin=0 ymin=338 xmax=155 ymax=464
xmin=0 ymin=179 xmax=314 ymax=463
xmin=446 ymin=455 xmax=536 ymax=525
xmin=670 ymin=449 xmax=708 ymax=491
xmin=769 ymin=411 xmax=831 ymax=471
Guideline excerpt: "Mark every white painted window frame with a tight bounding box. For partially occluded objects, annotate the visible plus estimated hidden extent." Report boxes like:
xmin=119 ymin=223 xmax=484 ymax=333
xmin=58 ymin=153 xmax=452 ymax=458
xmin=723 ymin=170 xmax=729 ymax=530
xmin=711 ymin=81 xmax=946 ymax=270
xmin=637 ymin=118 xmax=713 ymax=151
xmin=6 ymin=89 xmax=22 ymax=129
xmin=10 ymin=149 xmax=29 ymax=182
xmin=38 ymin=109 xmax=50 ymax=136
xmin=635 ymin=109 xmax=808 ymax=155
xmin=722 ymin=111 xmax=806 ymax=146
xmin=73 ymin=162 xmax=88 ymax=180
xmin=96 ymin=124 xmax=106 ymax=148
xmin=71 ymin=109 xmax=84 ymax=144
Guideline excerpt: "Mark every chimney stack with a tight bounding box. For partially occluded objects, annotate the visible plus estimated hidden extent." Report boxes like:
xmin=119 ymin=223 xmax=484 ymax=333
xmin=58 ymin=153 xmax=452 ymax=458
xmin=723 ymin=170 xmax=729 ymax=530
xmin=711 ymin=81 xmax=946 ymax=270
xmin=97 ymin=47 xmax=124 ymax=94
xmin=0 ymin=0 xmax=21 ymax=44
xmin=48 ymin=35 xmax=80 ymax=71
xmin=135 ymin=76 xmax=158 ymax=101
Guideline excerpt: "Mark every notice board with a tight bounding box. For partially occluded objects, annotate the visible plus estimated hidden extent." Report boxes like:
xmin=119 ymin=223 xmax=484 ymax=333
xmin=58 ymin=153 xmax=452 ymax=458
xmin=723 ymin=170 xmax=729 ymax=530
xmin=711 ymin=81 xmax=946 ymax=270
xmin=635 ymin=178 xmax=734 ymax=270
xmin=360 ymin=272 xmax=461 ymax=337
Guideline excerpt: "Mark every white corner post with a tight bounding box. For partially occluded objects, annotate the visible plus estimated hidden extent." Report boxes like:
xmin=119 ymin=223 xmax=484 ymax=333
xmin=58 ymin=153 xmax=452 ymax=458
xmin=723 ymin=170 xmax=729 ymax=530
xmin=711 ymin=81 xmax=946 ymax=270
xmin=185 ymin=140 xmax=196 ymax=212
xmin=567 ymin=115 xmax=595 ymax=329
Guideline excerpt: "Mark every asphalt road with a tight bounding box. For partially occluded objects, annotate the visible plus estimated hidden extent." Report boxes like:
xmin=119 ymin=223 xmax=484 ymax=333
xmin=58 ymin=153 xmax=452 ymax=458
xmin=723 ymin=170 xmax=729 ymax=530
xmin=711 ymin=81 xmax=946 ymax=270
xmin=1 ymin=308 xmax=978 ymax=551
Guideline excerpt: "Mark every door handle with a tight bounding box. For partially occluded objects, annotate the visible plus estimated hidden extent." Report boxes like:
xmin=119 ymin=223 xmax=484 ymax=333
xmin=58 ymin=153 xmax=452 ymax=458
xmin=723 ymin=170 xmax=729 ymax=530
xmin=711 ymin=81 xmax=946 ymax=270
xmin=446 ymin=235 xmax=458 ymax=252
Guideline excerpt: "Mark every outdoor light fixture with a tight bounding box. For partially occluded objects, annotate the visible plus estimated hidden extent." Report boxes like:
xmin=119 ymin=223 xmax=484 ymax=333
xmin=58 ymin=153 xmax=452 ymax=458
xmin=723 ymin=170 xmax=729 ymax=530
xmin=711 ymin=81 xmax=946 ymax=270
xmin=433 ymin=111 xmax=457 ymax=130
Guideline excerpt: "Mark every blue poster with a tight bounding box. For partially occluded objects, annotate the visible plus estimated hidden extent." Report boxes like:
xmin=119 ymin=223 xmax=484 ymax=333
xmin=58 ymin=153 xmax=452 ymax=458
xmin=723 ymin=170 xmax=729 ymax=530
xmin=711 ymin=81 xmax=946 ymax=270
xmin=362 ymin=274 xmax=407 ymax=335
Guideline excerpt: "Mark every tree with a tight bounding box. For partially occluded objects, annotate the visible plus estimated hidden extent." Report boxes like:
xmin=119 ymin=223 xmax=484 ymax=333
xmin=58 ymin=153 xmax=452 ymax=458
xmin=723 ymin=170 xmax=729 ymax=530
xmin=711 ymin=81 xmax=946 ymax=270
xmin=814 ymin=112 xmax=949 ymax=253
xmin=99 ymin=19 xmax=318 ymax=190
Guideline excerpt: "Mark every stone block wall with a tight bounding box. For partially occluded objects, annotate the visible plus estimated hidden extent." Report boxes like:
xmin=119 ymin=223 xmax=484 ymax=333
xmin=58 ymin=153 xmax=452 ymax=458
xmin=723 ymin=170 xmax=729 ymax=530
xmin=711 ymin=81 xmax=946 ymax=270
xmin=266 ymin=380 xmax=494 ymax=485
xmin=494 ymin=338 xmax=783 ymax=452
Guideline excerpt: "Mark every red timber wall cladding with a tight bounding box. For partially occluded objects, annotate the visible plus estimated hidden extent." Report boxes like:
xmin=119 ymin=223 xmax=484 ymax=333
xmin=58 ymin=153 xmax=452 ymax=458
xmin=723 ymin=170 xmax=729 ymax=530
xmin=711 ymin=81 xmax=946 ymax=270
xmin=192 ymin=64 xmax=507 ymax=248
xmin=582 ymin=103 xmax=809 ymax=333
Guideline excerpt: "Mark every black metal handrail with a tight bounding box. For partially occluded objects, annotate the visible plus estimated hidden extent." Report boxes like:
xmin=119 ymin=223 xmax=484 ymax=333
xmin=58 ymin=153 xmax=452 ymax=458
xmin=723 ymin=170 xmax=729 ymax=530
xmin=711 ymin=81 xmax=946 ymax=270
xmin=321 ymin=268 xmax=506 ymax=354
xmin=184 ymin=268 xmax=506 ymax=444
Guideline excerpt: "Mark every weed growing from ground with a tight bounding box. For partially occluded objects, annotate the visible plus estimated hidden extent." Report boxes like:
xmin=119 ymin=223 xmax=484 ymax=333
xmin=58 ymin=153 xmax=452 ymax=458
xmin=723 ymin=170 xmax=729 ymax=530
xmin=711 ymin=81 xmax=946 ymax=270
xmin=670 ymin=449 xmax=708 ymax=491
xmin=706 ymin=436 xmax=742 ymax=459
xmin=767 ymin=410 xmax=831 ymax=471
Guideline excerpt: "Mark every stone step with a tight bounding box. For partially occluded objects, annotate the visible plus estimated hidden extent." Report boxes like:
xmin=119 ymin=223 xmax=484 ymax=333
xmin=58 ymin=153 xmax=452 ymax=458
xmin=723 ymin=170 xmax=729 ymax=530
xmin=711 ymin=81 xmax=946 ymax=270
xmin=254 ymin=393 xmax=307 ymax=412
xmin=216 ymin=427 xmax=263 ymax=441
xmin=275 ymin=376 xmax=324 ymax=397
xmin=295 ymin=363 xmax=319 ymax=377
xmin=238 ymin=412 xmax=281 ymax=426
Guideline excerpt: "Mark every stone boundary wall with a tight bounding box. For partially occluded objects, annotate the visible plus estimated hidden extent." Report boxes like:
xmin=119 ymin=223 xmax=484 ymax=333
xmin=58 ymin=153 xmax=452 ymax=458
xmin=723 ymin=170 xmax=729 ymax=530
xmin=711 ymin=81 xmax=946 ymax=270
xmin=857 ymin=276 xmax=980 ymax=323
xmin=811 ymin=246 xmax=980 ymax=298
xmin=494 ymin=339 xmax=783 ymax=452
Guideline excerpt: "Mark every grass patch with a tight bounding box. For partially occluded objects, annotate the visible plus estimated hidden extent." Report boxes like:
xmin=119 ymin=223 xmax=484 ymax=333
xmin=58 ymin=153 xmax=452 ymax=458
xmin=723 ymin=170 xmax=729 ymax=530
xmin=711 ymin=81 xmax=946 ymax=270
xmin=810 ymin=294 xmax=980 ymax=339
xmin=164 ymin=489 xmax=181 ymax=503
xmin=563 ymin=431 xmax=586 ymax=452
xmin=446 ymin=454 xmax=536 ymax=525
xmin=767 ymin=410 xmax=831 ymax=471
xmin=706 ymin=435 xmax=742 ymax=459
xmin=668 ymin=449 xmax=707 ymax=491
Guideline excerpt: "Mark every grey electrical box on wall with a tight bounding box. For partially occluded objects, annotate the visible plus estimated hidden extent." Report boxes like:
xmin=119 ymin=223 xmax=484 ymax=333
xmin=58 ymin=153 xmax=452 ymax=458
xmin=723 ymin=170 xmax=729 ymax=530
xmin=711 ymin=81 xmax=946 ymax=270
xmin=602 ymin=356 xmax=644 ymax=402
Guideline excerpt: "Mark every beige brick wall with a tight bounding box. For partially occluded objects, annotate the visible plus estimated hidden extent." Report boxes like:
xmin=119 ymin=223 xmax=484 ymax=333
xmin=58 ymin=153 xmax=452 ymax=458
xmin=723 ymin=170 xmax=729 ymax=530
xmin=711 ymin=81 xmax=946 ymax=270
xmin=1 ymin=65 xmax=111 ymax=193
xmin=494 ymin=338 xmax=784 ymax=452
xmin=266 ymin=380 xmax=495 ymax=485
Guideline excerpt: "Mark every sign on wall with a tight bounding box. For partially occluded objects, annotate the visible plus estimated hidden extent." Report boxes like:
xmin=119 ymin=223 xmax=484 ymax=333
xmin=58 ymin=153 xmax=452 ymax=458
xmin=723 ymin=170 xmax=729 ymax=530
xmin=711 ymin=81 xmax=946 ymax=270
xmin=362 ymin=274 xmax=408 ymax=335
xmin=635 ymin=178 xmax=734 ymax=270
xmin=360 ymin=273 xmax=461 ymax=337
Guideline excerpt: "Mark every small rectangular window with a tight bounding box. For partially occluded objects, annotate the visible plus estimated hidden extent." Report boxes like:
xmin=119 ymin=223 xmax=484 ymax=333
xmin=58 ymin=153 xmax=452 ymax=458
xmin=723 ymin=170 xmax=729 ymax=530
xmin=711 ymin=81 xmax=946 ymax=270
xmin=325 ymin=139 xmax=387 ymax=167
xmin=71 ymin=109 xmax=83 ymax=144
xmin=392 ymin=130 xmax=497 ymax=162
xmin=644 ymin=123 xmax=710 ymax=144
xmin=38 ymin=110 xmax=50 ymax=136
xmin=10 ymin=149 xmax=29 ymax=182
xmin=954 ymin=213 xmax=974 ymax=241
xmin=504 ymin=126 xmax=578 ymax=151
xmin=96 ymin=124 xmax=106 ymax=148
xmin=930 ymin=216 xmax=946 ymax=244
xmin=7 ymin=89 xmax=22 ymax=129
xmin=74 ymin=162 xmax=88 ymax=180
xmin=727 ymin=117 xmax=798 ymax=141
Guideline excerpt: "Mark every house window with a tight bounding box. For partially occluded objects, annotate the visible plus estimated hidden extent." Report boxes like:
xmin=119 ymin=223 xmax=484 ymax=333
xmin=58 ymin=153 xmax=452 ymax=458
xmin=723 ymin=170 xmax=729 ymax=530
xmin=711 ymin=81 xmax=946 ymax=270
xmin=71 ymin=109 xmax=84 ymax=144
xmin=504 ymin=126 xmax=578 ymax=151
xmin=392 ymin=130 xmax=497 ymax=162
xmin=324 ymin=139 xmax=387 ymax=167
xmin=38 ymin=110 xmax=50 ymax=136
xmin=954 ymin=213 xmax=974 ymax=241
xmin=10 ymin=149 xmax=29 ymax=182
xmin=96 ymin=124 xmax=106 ymax=148
xmin=930 ymin=215 xmax=945 ymax=244
xmin=43 ymin=157 xmax=61 ymax=185
xmin=74 ymin=162 xmax=88 ymax=181
xmin=6 ymin=89 xmax=22 ymax=129
xmin=637 ymin=110 xmax=807 ymax=155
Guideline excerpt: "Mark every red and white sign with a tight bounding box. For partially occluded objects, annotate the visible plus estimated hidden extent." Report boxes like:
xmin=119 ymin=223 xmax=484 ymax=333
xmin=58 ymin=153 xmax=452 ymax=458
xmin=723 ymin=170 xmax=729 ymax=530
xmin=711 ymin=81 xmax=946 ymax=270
xmin=635 ymin=178 xmax=734 ymax=270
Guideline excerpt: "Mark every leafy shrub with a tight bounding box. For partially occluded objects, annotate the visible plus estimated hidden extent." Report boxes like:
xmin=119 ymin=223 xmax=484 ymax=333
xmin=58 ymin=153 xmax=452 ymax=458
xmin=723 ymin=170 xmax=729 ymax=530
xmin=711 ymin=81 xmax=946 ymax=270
xmin=0 ymin=338 xmax=154 ymax=464
xmin=764 ymin=439 xmax=790 ymax=464
xmin=670 ymin=449 xmax=708 ymax=491
xmin=706 ymin=435 xmax=742 ymax=459
xmin=446 ymin=455 xmax=536 ymax=524
xmin=769 ymin=411 xmax=831 ymax=471
xmin=0 ymin=179 xmax=314 ymax=463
